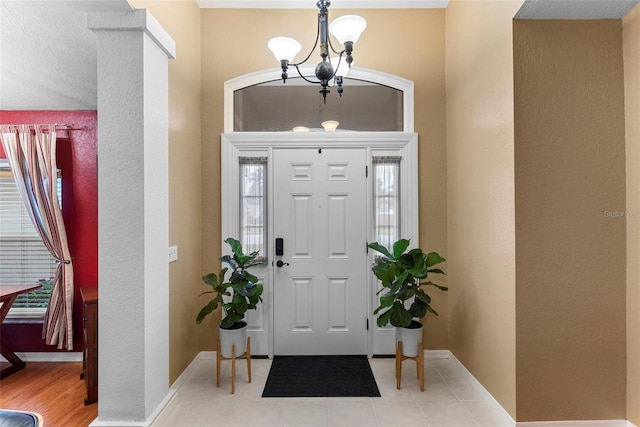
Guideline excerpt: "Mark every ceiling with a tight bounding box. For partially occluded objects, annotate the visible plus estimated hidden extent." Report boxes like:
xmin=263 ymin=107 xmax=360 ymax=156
xmin=196 ymin=0 xmax=449 ymax=8
xmin=194 ymin=0 xmax=640 ymax=18
xmin=3 ymin=0 xmax=640 ymax=110
xmin=515 ymin=0 xmax=640 ymax=19
xmin=0 ymin=0 xmax=133 ymax=109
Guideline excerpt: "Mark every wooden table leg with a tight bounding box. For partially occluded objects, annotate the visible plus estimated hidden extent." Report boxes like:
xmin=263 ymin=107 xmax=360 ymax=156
xmin=0 ymin=341 xmax=26 ymax=379
xmin=0 ymin=295 xmax=27 ymax=379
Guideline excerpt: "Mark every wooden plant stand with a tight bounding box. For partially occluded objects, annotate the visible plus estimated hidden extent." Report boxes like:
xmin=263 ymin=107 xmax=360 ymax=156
xmin=395 ymin=340 xmax=424 ymax=392
xmin=216 ymin=337 xmax=251 ymax=394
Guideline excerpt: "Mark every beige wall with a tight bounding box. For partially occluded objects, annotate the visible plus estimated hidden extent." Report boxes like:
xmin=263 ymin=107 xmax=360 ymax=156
xmin=514 ymin=20 xmax=626 ymax=421
xmin=624 ymin=5 xmax=640 ymax=425
xmin=445 ymin=0 xmax=522 ymax=418
xmin=123 ymin=5 xmax=637 ymax=421
xmin=200 ymin=8 xmax=448 ymax=349
xmin=131 ymin=0 xmax=203 ymax=384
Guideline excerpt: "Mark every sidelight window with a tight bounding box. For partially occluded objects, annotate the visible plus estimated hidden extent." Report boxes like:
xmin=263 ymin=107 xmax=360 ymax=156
xmin=372 ymin=156 xmax=401 ymax=251
xmin=239 ymin=157 xmax=267 ymax=262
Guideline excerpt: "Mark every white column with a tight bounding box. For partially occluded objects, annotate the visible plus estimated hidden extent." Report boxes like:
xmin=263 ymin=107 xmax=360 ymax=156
xmin=88 ymin=10 xmax=175 ymax=426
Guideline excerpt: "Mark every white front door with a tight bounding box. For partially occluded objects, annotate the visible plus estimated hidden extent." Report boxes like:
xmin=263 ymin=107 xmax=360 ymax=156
xmin=273 ymin=148 xmax=368 ymax=355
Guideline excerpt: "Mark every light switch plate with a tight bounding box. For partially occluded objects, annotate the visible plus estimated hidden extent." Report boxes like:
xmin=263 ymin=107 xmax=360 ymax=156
xmin=168 ymin=246 xmax=178 ymax=263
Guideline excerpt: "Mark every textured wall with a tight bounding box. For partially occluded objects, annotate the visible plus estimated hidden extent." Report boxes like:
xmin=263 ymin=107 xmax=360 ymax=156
xmin=200 ymin=7 xmax=448 ymax=349
xmin=445 ymin=0 xmax=523 ymax=418
xmin=131 ymin=0 xmax=203 ymax=386
xmin=514 ymin=19 xmax=627 ymax=421
xmin=0 ymin=1 xmax=131 ymax=110
xmin=90 ymin=9 xmax=173 ymax=421
xmin=623 ymin=5 xmax=640 ymax=425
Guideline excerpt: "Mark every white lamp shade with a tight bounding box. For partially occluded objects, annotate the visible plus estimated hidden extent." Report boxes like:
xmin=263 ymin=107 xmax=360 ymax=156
xmin=330 ymin=56 xmax=352 ymax=78
xmin=321 ymin=120 xmax=339 ymax=132
xmin=329 ymin=15 xmax=367 ymax=46
xmin=268 ymin=37 xmax=302 ymax=62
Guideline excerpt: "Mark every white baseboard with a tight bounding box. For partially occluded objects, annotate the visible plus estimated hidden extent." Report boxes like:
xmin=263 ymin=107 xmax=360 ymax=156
xmin=442 ymin=350 xmax=517 ymax=426
xmin=516 ymin=421 xmax=633 ymax=427
xmin=0 ymin=352 xmax=82 ymax=362
xmin=169 ymin=351 xmax=214 ymax=390
xmin=439 ymin=350 xmax=636 ymax=427
xmin=88 ymin=389 xmax=176 ymax=427
xmin=197 ymin=350 xmax=216 ymax=359
xmin=424 ymin=349 xmax=453 ymax=359
xmin=117 ymin=352 xmax=214 ymax=426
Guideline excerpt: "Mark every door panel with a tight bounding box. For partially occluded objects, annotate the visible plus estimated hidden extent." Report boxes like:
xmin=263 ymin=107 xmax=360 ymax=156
xmin=273 ymin=148 xmax=367 ymax=355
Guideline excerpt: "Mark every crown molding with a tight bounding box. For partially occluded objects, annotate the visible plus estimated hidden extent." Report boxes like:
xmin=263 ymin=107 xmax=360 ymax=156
xmin=196 ymin=0 xmax=448 ymax=9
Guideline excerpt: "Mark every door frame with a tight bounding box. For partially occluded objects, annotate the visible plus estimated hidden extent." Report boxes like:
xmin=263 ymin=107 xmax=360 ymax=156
xmin=221 ymin=132 xmax=419 ymax=358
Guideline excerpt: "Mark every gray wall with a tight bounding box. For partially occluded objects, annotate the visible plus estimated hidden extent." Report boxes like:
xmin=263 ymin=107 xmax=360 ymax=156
xmin=0 ymin=0 xmax=130 ymax=110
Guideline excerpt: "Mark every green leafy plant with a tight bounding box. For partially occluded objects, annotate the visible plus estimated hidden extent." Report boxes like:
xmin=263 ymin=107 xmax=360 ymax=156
xmin=196 ymin=238 xmax=264 ymax=329
xmin=14 ymin=278 xmax=54 ymax=309
xmin=368 ymin=239 xmax=447 ymax=328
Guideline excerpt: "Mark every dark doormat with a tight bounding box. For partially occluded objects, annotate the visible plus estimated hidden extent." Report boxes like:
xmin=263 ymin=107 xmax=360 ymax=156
xmin=261 ymin=355 xmax=381 ymax=398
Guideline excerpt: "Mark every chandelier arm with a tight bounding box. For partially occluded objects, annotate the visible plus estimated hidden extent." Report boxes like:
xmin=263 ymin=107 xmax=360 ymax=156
xmin=327 ymin=54 xmax=343 ymax=82
xmin=327 ymin=37 xmax=344 ymax=56
xmin=292 ymin=65 xmax=323 ymax=84
xmin=291 ymin=64 xmax=340 ymax=86
xmin=291 ymin=55 xmax=344 ymax=87
xmin=289 ymin=11 xmax=322 ymax=67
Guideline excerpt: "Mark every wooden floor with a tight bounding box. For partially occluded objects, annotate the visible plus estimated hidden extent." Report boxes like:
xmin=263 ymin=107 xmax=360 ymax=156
xmin=0 ymin=362 xmax=97 ymax=427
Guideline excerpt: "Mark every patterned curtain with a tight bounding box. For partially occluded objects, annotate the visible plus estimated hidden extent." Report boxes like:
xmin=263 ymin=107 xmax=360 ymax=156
xmin=0 ymin=124 xmax=74 ymax=350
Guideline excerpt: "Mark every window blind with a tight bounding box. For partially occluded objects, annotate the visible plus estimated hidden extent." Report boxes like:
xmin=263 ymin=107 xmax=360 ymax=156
xmin=0 ymin=167 xmax=61 ymax=314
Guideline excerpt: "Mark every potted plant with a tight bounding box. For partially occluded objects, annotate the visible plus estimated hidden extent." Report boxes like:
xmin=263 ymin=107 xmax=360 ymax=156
xmin=196 ymin=237 xmax=264 ymax=358
xmin=368 ymin=239 xmax=447 ymax=357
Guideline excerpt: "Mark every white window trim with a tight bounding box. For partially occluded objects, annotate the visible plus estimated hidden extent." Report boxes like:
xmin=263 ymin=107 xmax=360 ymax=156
xmin=222 ymin=134 xmax=419 ymax=246
xmin=224 ymin=66 xmax=415 ymax=133
xmin=372 ymin=155 xmax=402 ymax=252
xmin=222 ymin=68 xmax=417 ymax=356
xmin=238 ymin=156 xmax=268 ymax=263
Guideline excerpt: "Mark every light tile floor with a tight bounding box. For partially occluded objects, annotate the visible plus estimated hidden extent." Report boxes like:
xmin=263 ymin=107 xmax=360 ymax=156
xmin=151 ymin=353 xmax=514 ymax=427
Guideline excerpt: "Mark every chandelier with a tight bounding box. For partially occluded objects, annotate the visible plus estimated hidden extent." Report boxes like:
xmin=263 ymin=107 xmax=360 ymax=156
xmin=267 ymin=1 xmax=367 ymax=103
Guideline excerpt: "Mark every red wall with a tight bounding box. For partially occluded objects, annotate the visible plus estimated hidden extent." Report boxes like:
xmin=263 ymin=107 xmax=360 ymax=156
xmin=0 ymin=111 xmax=98 ymax=352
